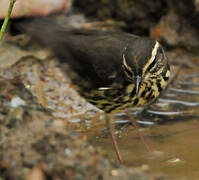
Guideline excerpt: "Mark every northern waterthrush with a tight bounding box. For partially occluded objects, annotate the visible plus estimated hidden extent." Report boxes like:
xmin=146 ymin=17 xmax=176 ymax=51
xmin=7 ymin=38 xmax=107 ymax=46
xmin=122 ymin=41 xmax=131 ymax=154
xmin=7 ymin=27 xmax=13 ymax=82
xmin=21 ymin=19 xmax=170 ymax=114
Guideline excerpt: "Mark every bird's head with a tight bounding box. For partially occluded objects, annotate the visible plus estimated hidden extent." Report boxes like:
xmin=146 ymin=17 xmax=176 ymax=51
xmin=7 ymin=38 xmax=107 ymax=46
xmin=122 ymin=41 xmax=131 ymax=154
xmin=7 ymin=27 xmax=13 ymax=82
xmin=122 ymin=38 xmax=170 ymax=95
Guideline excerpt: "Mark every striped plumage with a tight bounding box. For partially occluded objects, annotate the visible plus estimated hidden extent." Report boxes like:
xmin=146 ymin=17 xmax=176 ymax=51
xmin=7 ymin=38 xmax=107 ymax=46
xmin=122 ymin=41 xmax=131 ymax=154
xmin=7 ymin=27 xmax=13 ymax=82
xmin=22 ymin=20 xmax=170 ymax=113
xmin=83 ymin=39 xmax=170 ymax=113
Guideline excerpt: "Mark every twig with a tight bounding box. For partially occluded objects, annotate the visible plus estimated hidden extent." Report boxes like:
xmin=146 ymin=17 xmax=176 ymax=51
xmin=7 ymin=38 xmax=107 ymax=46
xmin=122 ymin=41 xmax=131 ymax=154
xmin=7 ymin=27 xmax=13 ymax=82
xmin=0 ymin=0 xmax=16 ymax=41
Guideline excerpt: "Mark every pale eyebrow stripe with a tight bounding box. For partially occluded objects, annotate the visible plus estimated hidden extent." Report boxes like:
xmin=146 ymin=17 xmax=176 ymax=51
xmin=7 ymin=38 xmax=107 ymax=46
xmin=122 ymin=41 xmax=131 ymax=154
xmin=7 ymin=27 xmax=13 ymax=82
xmin=122 ymin=53 xmax=132 ymax=71
xmin=142 ymin=41 xmax=159 ymax=74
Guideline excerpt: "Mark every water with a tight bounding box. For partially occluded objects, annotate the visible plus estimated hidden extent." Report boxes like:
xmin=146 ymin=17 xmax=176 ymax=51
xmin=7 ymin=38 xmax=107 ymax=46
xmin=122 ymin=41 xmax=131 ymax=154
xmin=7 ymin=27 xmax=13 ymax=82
xmin=67 ymin=64 xmax=199 ymax=179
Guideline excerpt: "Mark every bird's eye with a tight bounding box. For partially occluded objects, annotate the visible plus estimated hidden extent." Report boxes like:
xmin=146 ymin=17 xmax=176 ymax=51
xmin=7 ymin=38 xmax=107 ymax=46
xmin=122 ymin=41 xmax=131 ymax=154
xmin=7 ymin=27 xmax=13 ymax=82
xmin=123 ymin=64 xmax=134 ymax=80
xmin=146 ymin=47 xmax=164 ymax=73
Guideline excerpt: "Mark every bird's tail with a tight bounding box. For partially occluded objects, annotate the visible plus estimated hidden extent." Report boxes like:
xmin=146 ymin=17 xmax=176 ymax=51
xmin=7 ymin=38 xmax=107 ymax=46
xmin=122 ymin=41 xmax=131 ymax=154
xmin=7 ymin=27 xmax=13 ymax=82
xmin=16 ymin=17 xmax=73 ymax=48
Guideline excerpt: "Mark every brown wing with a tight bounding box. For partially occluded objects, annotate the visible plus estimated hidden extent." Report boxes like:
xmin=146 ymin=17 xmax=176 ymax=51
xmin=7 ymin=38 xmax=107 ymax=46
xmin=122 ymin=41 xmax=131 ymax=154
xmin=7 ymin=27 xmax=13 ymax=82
xmin=19 ymin=18 xmax=139 ymax=87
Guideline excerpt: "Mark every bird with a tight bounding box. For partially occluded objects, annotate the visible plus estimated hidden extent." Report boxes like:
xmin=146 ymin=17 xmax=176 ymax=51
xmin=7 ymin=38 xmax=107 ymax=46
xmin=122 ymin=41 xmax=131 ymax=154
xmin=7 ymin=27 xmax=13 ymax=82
xmin=17 ymin=18 xmax=171 ymax=163
xmin=19 ymin=19 xmax=170 ymax=114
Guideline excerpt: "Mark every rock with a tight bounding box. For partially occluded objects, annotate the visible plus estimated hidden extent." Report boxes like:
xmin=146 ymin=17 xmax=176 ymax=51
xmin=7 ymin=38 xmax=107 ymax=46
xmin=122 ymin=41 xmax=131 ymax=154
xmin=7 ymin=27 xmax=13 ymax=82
xmin=0 ymin=0 xmax=72 ymax=19
xmin=150 ymin=11 xmax=199 ymax=52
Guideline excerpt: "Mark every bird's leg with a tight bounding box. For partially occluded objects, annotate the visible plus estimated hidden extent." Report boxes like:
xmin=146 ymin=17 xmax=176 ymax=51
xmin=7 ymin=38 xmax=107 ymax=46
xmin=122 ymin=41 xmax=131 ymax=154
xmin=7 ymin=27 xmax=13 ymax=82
xmin=126 ymin=110 xmax=153 ymax=153
xmin=105 ymin=113 xmax=123 ymax=164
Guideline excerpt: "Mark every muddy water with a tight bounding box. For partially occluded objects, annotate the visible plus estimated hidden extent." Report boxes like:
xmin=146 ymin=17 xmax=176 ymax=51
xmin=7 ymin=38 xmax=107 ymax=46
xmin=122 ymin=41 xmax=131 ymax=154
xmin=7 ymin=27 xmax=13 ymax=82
xmin=93 ymin=119 xmax=199 ymax=179
xmin=73 ymin=64 xmax=199 ymax=180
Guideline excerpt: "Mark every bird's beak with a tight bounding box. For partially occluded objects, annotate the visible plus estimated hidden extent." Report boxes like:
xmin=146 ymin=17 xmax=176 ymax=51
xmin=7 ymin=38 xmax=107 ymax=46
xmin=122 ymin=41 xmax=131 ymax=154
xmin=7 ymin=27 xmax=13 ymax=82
xmin=136 ymin=75 xmax=142 ymax=95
